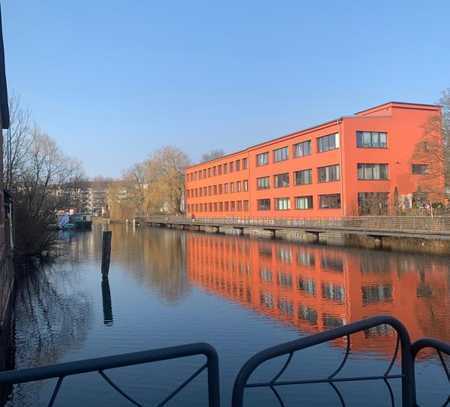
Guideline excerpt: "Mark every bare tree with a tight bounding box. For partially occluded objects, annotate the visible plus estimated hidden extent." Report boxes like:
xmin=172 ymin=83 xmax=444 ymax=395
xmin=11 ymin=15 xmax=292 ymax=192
xmin=411 ymin=89 xmax=450 ymax=206
xmin=201 ymin=149 xmax=225 ymax=163
xmin=13 ymin=128 xmax=84 ymax=256
xmin=3 ymin=94 xmax=32 ymax=190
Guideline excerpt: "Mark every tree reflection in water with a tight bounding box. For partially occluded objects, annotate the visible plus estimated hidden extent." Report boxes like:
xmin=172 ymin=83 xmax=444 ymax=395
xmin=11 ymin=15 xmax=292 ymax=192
xmin=6 ymin=261 xmax=92 ymax=406
xmin=109 ymin=225 xmax=191 ymax=304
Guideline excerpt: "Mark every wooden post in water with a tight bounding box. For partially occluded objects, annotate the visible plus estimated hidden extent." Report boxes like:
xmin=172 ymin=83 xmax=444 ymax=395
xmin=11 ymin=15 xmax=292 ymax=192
xmin=101 ymin=231 xmax=112 ymax=276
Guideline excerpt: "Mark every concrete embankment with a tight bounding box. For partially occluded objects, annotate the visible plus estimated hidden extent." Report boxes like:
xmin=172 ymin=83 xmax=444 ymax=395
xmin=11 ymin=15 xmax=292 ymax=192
xmin=164 ymin=223 xmax=450 ymax=255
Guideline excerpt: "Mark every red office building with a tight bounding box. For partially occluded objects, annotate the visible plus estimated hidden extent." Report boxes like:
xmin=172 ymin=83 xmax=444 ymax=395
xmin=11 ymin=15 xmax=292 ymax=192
xmin=185 ymin=102 xmax=444 ymax=219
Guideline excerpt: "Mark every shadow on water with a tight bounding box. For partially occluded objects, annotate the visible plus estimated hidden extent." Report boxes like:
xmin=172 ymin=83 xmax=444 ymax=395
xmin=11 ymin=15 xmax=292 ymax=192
xmin=3 ymin=259 xmax=93 ymax=406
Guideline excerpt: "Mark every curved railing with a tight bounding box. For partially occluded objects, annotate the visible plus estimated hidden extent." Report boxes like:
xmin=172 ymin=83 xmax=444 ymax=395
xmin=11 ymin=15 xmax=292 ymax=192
xmin=0 ymin=317 xmax=448 ymax=406
xmin=411 ymin=338 xmax=450 ymax=407
xmin=0 ymin=342 xmax=220 ymax=407
xmin=232 ymin=316 xmax=416 ymax=407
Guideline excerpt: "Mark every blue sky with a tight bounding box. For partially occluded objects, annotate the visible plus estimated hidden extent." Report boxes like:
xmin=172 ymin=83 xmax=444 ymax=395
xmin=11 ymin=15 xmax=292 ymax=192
xmin=3 ymin=1 xmax=450 ymax=177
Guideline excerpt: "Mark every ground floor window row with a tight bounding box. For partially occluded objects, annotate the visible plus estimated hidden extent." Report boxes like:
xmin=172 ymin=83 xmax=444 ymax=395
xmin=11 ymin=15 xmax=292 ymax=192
xmin=257 ymin=194 xmax=341 ymax=211
xmin=186 ymin=193 xmax=341 ymax=213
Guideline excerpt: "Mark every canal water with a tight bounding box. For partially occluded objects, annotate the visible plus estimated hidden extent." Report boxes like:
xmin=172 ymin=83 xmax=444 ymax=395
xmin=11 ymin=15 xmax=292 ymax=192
xmin=4 ymin=225 xmax=450 ymax=406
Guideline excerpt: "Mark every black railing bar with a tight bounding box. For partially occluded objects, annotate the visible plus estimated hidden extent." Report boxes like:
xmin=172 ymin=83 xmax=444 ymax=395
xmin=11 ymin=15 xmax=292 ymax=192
xmin=329 ymin=382 xmax=345 ymax=407
xmin=384 ymin=334 xmax=400 ymax=377
xmin=156 ymin=363 xmax=207 ymax=407
xmin=245 ymin=373 xmax=404 ymax=387
xmin=48 ymin=376 xmax=64 ymax=407
xmin=237 ymin=316 xmax=410 ymax=368
xmin=328 ymin=334 xmax=350 ymax=380
xmin=269 ymin=385 xmax=286 ymax=407
xmin=436 ymin=350 xmax=449 ymax=381
xmin=0 ymin=343 xmax=217 ymax=385
xmin=383 ymin=377 xmax=396 ymax=407
xmin=270 ymin=352 xmax=293 ymax=384
xmin=232 ymin=316 xmax=415 ymax=406
xmin=411 ymin=338 xmax=450 ymax=358
xmin=98 ymin=370 xmax=143 ymax=407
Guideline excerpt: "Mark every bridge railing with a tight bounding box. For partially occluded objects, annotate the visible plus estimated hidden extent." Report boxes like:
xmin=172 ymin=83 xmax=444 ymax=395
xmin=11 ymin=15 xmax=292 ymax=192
xmin=138 ymin=215 xmax=450 ymax=233
xmin=0 ymin=342 xmax=220 ymax=407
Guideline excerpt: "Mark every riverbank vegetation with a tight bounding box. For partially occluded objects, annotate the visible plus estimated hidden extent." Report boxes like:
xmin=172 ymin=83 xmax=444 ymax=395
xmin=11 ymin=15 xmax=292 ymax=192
xmin=4 ymin=95 xmax=85 ymax=258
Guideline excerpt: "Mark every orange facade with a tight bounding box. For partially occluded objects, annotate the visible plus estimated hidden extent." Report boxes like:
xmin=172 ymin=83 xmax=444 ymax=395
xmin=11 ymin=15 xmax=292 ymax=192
xmin=185 ymin=102 xmax=444 ymax=219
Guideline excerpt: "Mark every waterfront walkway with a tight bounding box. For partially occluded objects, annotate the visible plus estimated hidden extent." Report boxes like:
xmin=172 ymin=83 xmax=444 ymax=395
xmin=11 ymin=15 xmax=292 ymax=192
xmin=135 ymin=215 xmax=450 ymax=241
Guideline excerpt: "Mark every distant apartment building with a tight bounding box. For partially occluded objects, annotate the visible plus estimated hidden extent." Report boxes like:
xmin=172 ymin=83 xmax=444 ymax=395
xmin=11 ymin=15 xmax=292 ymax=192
xmin=185 ymin=102 xmax=444 ymax=219
xmin=82 ymin=187 xmax=108 ymax=216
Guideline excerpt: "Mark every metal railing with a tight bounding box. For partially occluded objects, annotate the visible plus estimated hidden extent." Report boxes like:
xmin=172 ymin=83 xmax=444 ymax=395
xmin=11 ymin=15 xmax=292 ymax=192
xmin=232 ymin=316 xmax=449 ymax=407
xmin=0 ymin=342 xmax=220 ymax=407
xmin=1 ymin=318 xmax=448 ymax=406
xmin=138 ymin=215 xmax=450 ymax=234
xmin=411 ymin=338 xmax=450 ymax=407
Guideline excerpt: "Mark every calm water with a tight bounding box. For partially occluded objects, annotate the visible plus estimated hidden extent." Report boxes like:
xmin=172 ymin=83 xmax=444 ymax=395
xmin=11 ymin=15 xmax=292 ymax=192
xmin=4 ymin=224 xmax=450 ymax=406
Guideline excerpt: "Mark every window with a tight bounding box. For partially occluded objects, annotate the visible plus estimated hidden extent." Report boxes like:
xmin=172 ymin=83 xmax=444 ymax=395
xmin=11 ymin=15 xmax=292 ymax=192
xmin=274 ymin=173 xmax=289 ymax=188
xmin=229 ymin=161 xmax=234 ymax=172
xmin=295 ymin=196 xmax=313 ymax=210
xmin=242 ymin=158 xmax=248 ymax=169
xmin=223 ymin=163 xmax=228 ymax=174
xmin=273 ymin=146 xmax=289 ymax=162
xmin=260 ymin=292 xmax=273 ymax=309
xmin=219 ymin=202 xmax=223 ymax=211
xmin=278 ymin=298 xmax=293 ymax=316
xmin=231 ymin=201 xmax=235 ymax=211
xmin=298 ymin=252 xmax=315 ymax=267
xmin=236 ymin=181 xmax=241 ymax=192
xmin=319 ymin=194 xmax=341 ymax=209
xmin=278 ymin=272 xmax=292 ymax=288
xmin=235 ymin=159 xmax=241 ymax=171
xmin=260 ymin=267 xmax=272 ymax=283
xmin=321 ymin=256 xmax=344 ymax=272
xmin=298 ymin=305 xmax=318 ymax=325
xmin=257 ymin=199 xmax=271 ymax=211
xmin=357 ymin=164 xmax=388 ymax=180
xmin=213 ymin=185 xmax=217 ymax=195
xmin=294 ymin=169 xmax=312 ymax=185
xmin=257 ymin=152 xmax=269 ymax=166
xmin=237 ymin=200 xmax=242 ymax=211
xmin=358 ymin=192 xmax=389 ymax=215
xmin=212 ymin=167 xmax=216 ymax=176
xmin=318 ymin=165 xmax=340 ymax=183
xmin=356 ymin=131 xmax=387 ymax=148
xmin=230 ymin=182 xmax=235 ymax=193
xmin=322 ymin=282 xmax=345 ymax=303
xmin=224 ymin=183 xmax=229 ymax=193
xmin=298 ymin=278 xmax=316 ymax=296
xmin=257 ymin=176 xmax=270 ymax=189
xmin=224 ymin=201 xmax=229 ymax=211
xmin=412 ymin=164 xmax=428 ymax=175
xmin=362 ymin=284 xmax=392 ymax=305
xmin=243 ymin=200 xmax=249 ymax=211
xmin=243 ymin=180 xmax=248 ymax=191
xmin=317 ymin=133 xmax=339 ymax=152
xmin=294 ymin=140 xmax=311 ymax=157
xmin=275 ymin=198 xmax=290 ymax=210
xmin=218 ymin=165 xmax=222 ymax=175
xmin=218 ymin=184 xmax=223 ymax=194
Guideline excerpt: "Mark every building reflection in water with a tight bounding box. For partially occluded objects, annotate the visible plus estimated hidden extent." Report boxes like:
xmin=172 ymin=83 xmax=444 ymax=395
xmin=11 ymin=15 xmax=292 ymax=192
xmin=186 ymin=233 xmax=450 ymax=354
